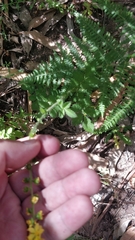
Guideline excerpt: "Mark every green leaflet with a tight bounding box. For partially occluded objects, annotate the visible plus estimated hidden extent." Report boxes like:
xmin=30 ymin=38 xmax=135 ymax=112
xmin=82 ymin=116 xmax=94 ymax=133
xmin=65 ymin=109 xmax=77 ymax=118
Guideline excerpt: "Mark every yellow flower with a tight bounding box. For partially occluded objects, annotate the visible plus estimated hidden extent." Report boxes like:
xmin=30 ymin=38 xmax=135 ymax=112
xmin=31 ymin=195 xmax=39 ymax=204
xmin=27 ymin=220 xmax=44 ymax=240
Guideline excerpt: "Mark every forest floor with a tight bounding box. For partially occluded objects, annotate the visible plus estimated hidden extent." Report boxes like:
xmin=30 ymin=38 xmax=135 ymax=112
xmin=1 ymin=1 xmax=135 ymax=239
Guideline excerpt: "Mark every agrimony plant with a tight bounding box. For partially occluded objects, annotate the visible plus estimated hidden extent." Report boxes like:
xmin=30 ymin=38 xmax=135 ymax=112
xmin=21 ymin=0 xmax=135 ymax=137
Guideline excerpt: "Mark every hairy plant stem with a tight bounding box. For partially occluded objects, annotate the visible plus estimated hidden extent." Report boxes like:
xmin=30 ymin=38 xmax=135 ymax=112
xmin=29 ymin=100 xmax=61 ymax=137
xmin=28 ymin=163 xmax=35 ymax=224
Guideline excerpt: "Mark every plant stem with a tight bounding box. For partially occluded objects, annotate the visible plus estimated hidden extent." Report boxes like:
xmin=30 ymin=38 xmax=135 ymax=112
xmin=29 ymin=100 xmax=61 ymax=137
xmin=28 ymin=163 xmax=35 ymax=222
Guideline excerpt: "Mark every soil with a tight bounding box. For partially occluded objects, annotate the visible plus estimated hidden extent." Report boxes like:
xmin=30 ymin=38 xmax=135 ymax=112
xmin=1 ymin=1 xmax=135 ymax=240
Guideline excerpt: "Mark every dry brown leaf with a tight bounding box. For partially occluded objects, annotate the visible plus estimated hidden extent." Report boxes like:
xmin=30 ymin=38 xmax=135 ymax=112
xmin=8 ymin=48 xmax=22 ymax=53
xmin=59 ymin=0 xmax=68 ymax=3
xmin=2 ymin=15 xmax=20 ymax=34
xmin=18 ymin=6 xmax=32 ymax=29
xmin=91 ymin=89 xmax=101 ymax=103
xmin=0 ymin=67 xmax=27 ymax=80
xmin=25 ymin=61 xmax=39 ymax=71
xmin=120 ymin=227 xmax=135 ymax=240
xmin=10 ymin=36 xmax=20 ymax=44
xmin=0 ymin=25 xmax=3 ymax=56
xmin=41 ymin=12 xmax=66 ymax=35
xmin=11 ymin=52 xmax=18 ymax=68
xmin=28 ymin=10 xmax=55 ymax=31
xmin=20 ymin=30 xmax=59 ymax=51
xmin=113 ymin=219 xmax=131 ymax=240
xmin=20 ymin=33 xmax=33 ymax=55
xmin=88 ymin=153 xmax=108 ymax=172
xmin=0 ymin=0 xmax=3 ymax=56
xmin=66 ymin=13 xmax=75 ymax=37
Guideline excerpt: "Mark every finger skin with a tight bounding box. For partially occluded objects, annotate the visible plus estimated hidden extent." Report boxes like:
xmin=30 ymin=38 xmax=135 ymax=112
xmin=9 ymin=149 xmax=89 ymax=200
xmin=0 ymin=139 xmax=40 ymax=173
xmin=38 ymin=149 xmax=89 ymax=187
xmin=0 ymin=173 xmax=7 ymax=199
xmin=9 ymin=135 xmax=61 ymax=199
xmin=41 ymin=168 xmax=100 ymax=211
xmin=0 ymin=184 xmax=26 ymax=240
xmin=18 ymin=135 xmax=60 ymax=158
xmin=43 ymin=195 xmax=93 ymax=240
xmin=35 ymin=135 xmax=60 ymax=158
xmin=22 ymin=168 xmax=100 ymax=219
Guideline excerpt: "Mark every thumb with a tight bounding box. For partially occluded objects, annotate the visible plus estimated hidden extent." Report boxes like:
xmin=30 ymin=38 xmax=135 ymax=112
xmin=0 ymin=139 xmax=41 ymax=174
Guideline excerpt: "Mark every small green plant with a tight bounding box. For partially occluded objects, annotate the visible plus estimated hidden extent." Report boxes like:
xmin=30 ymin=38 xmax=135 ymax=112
xmin=0 ymin=0 xmax=36 ymax=11
xmin=21 ymin=0 xmax=135 ymax=141
xmin=44 ymin=0 xmax=66 ymax=13
xmin=1 ymin=0 xmax=24 ymax=11
xmin=83 ymin=1 xmax=92 ymax=16
xmin=0 ymin=109 xmax=30 ymax=139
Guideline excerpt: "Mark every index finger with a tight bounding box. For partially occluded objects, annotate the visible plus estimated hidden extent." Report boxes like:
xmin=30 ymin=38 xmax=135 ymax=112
xmin=0 ymin=139 xmax=40 ymax=174
xmin=18 ymin=135 xmax=60 ymax=158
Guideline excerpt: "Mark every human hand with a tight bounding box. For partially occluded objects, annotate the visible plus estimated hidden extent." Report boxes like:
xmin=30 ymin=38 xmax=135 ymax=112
xmin=0 ymin=135 xmax=100 ymax=240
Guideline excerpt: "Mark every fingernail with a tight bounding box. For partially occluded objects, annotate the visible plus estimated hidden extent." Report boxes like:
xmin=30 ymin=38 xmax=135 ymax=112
xmin=23 ymin=140 xmax=39 ymax=145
